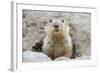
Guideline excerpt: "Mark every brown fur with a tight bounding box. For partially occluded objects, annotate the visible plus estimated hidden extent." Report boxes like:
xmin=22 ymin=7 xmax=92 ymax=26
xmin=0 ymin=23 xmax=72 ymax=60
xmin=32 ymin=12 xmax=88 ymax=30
xmin=42 ymin=17 xmax=73 ymax=60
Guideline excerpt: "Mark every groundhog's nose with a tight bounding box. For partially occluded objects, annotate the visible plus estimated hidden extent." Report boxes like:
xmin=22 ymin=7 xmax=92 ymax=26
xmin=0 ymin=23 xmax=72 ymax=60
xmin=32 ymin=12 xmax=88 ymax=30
xmin=54 ymin=25 xmax=59 ymax=29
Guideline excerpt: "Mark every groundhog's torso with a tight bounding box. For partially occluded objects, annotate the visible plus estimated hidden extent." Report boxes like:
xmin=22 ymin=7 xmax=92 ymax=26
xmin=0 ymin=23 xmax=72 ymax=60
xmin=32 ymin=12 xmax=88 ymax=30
xmin=42 ymin=34 xmax=72 ymax=60
xmin=46 ymin=41 xmax=70 ymax=60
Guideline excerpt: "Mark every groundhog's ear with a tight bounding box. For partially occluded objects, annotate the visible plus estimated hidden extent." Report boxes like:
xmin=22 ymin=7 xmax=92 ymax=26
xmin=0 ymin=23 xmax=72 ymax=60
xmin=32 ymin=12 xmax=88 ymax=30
xmin=60 ymin=16 xmax=64 ymax=22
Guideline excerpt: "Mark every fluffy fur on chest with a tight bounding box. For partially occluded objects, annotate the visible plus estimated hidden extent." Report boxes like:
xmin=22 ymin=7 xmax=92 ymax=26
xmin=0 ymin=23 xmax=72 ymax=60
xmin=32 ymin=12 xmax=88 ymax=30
xmin=42 ymin=37 xmax=72 ymax=60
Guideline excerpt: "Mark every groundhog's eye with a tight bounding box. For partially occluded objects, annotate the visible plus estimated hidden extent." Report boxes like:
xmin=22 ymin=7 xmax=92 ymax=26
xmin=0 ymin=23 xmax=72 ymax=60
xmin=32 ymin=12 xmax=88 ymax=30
xmin=50 ymin=19 xmax=52 ymax=23
xmin=62 ymin=20 xmax=64 ymax=22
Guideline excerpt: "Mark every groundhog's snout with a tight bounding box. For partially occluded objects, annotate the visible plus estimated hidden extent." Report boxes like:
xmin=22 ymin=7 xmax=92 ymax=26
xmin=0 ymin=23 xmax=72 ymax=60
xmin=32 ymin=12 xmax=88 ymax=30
xmin=54 ymin=24 xmax=59 ymax=32
xmin=54 ymin=24 xmax=59 ymax=29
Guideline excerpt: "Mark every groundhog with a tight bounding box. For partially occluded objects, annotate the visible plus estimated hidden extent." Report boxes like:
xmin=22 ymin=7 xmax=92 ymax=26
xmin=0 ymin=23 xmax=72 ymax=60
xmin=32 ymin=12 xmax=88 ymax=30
xmin=42 ymin=16 xmax=73 ymax=60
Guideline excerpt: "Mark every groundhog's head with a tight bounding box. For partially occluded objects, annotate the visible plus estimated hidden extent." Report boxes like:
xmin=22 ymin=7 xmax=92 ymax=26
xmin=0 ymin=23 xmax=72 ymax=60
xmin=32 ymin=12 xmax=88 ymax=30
xmin=45 ymin=16 xmax=69 ymax=41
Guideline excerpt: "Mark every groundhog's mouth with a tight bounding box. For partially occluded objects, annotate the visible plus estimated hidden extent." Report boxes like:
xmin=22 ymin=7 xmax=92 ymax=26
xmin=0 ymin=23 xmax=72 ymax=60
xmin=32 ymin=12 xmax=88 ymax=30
xmin=54 ymin=29 xmax=60 ymax=32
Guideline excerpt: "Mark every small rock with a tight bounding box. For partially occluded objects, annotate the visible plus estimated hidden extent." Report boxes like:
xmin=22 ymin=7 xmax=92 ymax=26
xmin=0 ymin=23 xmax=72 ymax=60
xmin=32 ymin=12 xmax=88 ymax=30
xmin=54 ymin=57 xmax=71 ymax=61
xmin=23 ymin=51 xmax=52 ymax=62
